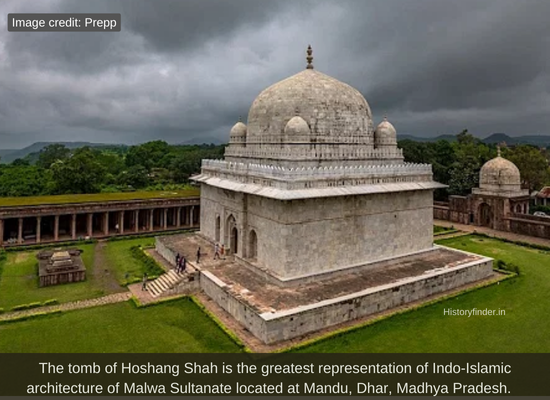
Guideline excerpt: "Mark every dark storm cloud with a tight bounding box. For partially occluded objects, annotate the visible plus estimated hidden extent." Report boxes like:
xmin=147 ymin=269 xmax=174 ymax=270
xmin=1 ymin=0 xmax=550 ymax=148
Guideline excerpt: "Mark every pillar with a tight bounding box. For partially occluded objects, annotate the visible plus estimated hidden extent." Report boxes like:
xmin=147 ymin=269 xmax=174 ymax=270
xmin=18 ymin=218 xmax=23 ymax=244
xmin=119 ymin=211 xmax=125 ymax=234
xmin=149 ymin=209 xmax=154 ymax=231
xmin=87 ymin=213 xmax=93 ymax=237
xmin=134 ymin=210 xmax=139 ymax=233
xmin=103 ymin=212 xmax=109 ymax=235
xmin=54 ymin=215 xmax=59 ymax=241
xmin=176 ymin=207 xmax=181 ymax=228
xmin=0 ymin=219 xmax=4 ymax=246
xmin=163 ymin=208 xmax=168 ymax=230
xmin=71 ymin=214 xmax=77 ymax=240
xmin=189 ymin=206 xmax=194 ymax=228
xmin=36 ymin=216 xmax=41 ymax=244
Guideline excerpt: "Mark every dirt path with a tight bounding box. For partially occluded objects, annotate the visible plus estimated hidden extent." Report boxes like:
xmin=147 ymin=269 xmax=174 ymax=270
xmin=93 ymin=241 xmax=124 ymax=293
xmin=0 ymin=292 xmax=132 ymax=322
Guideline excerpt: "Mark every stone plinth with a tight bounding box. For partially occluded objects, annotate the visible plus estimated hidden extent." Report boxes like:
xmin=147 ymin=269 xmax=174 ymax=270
xmin=37 ymin=249 xmax=86 ymax=287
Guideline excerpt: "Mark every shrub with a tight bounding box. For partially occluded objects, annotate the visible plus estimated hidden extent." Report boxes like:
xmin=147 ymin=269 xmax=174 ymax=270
xmin=10 ymin=302 xmax=43 ymax=312
xmin=0 ymin=308 xmax=4 ymax=314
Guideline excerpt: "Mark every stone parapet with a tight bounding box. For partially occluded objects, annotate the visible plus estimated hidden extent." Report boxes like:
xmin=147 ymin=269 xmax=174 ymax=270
xmin=197 ymin=159 xmax=434 ymax=191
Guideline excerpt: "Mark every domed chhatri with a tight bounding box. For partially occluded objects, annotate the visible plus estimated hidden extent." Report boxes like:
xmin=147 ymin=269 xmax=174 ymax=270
xmin=478 ymin=149 xmax=522 ymax=193
xmin=284 ymin=115 xmax=310 ymax=143
xmin=229 ymin=118 xmax=247 ymax=147
xmin=225 ymin=46 xmax=403 ymax=167
xmin=374 ymin=116 xmax=397 ymax=148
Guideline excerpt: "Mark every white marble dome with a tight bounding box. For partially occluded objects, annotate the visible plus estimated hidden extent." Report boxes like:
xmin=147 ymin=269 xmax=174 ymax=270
xmin=374 ymin=116 xmax=397 ymax=147
xmin=229 ymin=120 xmax=247 ymax=147
xmin=246 ymin=68 xmax=374 ymax=144
xmin=479 ymin=154 xmax=521 ymax=192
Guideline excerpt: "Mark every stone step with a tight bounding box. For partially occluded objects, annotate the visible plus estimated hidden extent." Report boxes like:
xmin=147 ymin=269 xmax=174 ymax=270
xmin=166 ymin=271 xmax=182 ymax=284
xmin=154 ymin=276 xmax=170 ymax=291
xmin=148 ymin=283 xmax=162 ymax=298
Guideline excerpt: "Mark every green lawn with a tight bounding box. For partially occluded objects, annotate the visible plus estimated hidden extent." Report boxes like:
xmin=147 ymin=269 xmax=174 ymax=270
xmin=433 ymin=225 xmax=453 ymax=234
xmin=296 ymin=235 xmax=550 ymax=353
xmin=103 ymin=238 xmax=163 ymax=284
xmin=0 ymin=189 xmax=199 ymax=207
xmin=0 ymin=299 xmax=243 ymax=353
xmin=0 ymin=244 xmax=124 ymax=310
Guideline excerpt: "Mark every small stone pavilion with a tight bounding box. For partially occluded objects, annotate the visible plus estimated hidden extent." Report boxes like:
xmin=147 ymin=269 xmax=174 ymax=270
xmin=37 ymin=249 xmax=86 ymax=287
xmin=184 ymin=47 xmax=494 ymax=344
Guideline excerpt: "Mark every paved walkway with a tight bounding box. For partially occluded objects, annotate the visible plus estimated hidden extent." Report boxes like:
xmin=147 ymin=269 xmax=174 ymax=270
xmin=0 ymin=292 xmax=132 ymax=322
xmin=434 ymin=219 xmax=550 ymax=247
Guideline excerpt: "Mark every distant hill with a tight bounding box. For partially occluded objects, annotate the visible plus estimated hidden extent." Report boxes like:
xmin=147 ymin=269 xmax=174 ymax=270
xmin=398 ymin=134 xmax=457 ymax=142
xmin=181 ymin=136 xmax=225 ymax=145
xmin=0 ymin=142 xmax=127 ymax=164
xmin=399 ymin=133 xmax=550 ymax=147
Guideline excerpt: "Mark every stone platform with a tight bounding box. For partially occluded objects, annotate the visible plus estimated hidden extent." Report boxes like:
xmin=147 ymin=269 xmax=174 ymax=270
xmin=156 ymin=234 xmax=493 ymax=344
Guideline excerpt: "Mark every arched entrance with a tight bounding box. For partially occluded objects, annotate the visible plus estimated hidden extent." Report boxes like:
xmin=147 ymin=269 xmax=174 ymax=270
xmin=231 ymin=227 xmax=238 ymax=254
xmin=225 ymin=214 xmax=237 ymax=254
xmin=215 ymin=216 xmax=220 ymax=242
xmin=248 ymin=230 xmax=257 ymax=260
xmin=478 ymin=203 xmax=492 ymax=227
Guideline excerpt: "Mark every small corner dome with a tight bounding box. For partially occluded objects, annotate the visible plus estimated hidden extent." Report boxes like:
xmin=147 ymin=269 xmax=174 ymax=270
xmin=374 ymin=116 xmax=397 ymax=144
xmin=479 ymin=156 xmax=521 ymax=188
xmin=230 ymin=121 xmax=247 ymax=137
xmin=284 ymin=116 xmax=310 ymax=135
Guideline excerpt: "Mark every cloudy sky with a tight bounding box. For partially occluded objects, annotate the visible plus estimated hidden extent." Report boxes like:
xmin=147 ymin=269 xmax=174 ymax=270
xmin=1 ymin=0 xmax=550 ymax=149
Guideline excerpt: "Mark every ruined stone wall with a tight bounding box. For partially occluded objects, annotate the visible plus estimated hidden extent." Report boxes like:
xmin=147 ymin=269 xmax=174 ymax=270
xmin=433 ymin=201 xmax=450 ymax=221
xmin=448 ymin=196 xmax=471 ymax=224
xmin=508 ymin=214 xmax=550 ymax=239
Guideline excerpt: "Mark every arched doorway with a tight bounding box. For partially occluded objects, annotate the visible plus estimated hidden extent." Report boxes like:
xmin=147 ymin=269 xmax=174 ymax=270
xmin=225 ymin=214 xmax=237 ymax=254
xmin=215 ymin=216 xmax=220 ymax=242
xmin=515 ymin=204 xmax=522 ymax=214
xmin=479 ymin=203 xmax=492 ymax=227
xmin=248 ymin=230 xmax=257 ymax=260
xmin=231 ymin=227 xmax=238 ymax=254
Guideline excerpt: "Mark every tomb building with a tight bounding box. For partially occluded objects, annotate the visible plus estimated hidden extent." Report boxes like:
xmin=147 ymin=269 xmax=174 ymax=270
xmin=193 ymin=46 xmax=445 ymax=281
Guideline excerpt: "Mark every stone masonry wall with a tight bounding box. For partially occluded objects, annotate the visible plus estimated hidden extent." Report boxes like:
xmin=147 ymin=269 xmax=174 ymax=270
xmin=260 ymin=256 xmax=493 ymax=343
xmin=277 ymin=190 xmax=434 ymax=279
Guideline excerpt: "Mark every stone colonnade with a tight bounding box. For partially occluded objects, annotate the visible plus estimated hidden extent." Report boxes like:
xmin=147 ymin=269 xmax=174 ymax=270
xmin=0 ymin=200 xmax=200 ymax=246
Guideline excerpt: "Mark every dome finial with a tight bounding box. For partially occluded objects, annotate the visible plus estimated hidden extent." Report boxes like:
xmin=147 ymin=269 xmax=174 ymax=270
xmin=238 ymin=115 xmax=242 ymax=123
xmin=497 ymin=145 xmax=501 ymax=157
xmin=306 ymin=45 xmax=314 ymax=69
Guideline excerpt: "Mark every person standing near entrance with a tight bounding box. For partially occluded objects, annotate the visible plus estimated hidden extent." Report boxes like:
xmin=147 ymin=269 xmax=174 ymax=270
xmin=214 ymin=243 xmax=220 ymax=260
xmin=175 ymin=252 xmax=180 ymax=270
xmin=221 ymin=244 xmax=225 ymax=260
xmin=196 ymin=247 xmax=201 ymax=264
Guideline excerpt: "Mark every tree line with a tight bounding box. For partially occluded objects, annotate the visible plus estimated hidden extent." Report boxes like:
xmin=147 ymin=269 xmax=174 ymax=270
xmin=0 ymin=141 xmax=224 ymax=197
xmin=0 ymin=130 xmax=548 ymax=199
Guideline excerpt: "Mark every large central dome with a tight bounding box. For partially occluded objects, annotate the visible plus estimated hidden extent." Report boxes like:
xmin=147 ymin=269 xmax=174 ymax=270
xmin=225 ymin=46 xmax=403 ymax=167
xmin=246 ymin=68 xmax=374 ymax=144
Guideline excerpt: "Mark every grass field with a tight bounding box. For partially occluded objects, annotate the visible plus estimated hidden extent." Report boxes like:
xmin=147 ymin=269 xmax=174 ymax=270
xmin=0 ymin=244 xmax=124 ymax=310
xmin=295 ymin=235 xmax=550 ymax=353
xmin=0 ymin=189 xmax=199 ymax=207
xmin=103 ymin=237 xmax=163 ymax=284
xmin=433 ymin=225 xmax=453 ymax=234
xmin=0 ymin=299 xmax=243 ymax=353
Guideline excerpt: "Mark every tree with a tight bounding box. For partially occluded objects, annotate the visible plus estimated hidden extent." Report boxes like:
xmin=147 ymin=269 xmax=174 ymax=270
xmin=37 ymin=144 xmax=71 ymax=169
xmin=505 ymin=145 xmax=550 ymax=191
xmin=50 ymin=147 xmax=106 ymax=194
xmin=125 ymin=141 xmax=170 ymax=171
